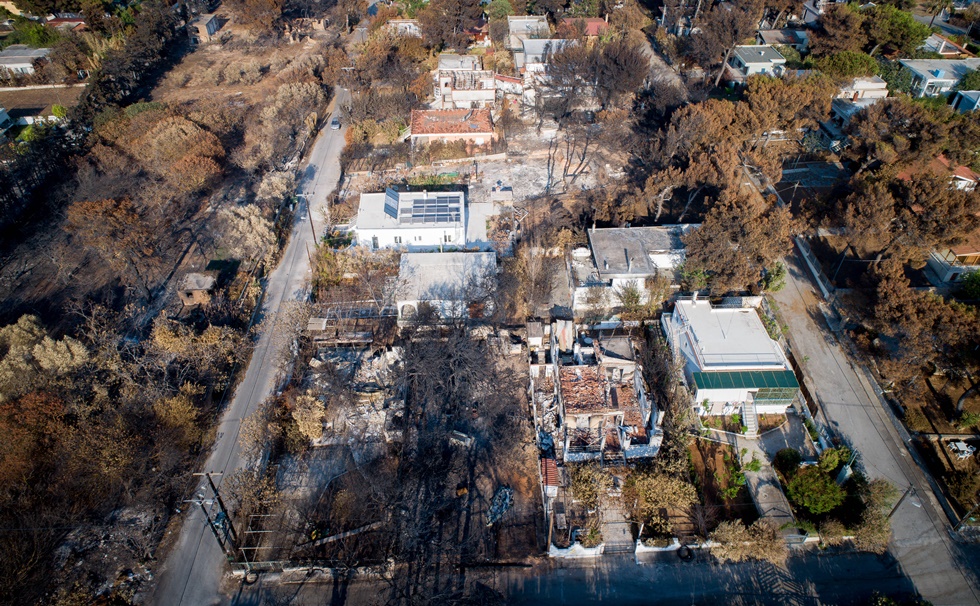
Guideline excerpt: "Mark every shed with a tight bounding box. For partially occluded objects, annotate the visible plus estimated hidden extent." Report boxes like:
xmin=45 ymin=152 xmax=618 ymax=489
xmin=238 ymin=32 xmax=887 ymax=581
xmin=178 ymin=273 xmax=216 ymax=306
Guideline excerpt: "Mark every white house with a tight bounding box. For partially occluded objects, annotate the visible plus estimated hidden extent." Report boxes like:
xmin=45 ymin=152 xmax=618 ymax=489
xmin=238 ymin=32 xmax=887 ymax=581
xmin=516 ymin=38 xmax=573 ymax=74
xmin=394 ymin=251 xmax=496 ymax=322
xmin=801 ymin=0 xmax=847 ymax=24
xmin=899 ymin=58 xmax=980 ymax=97
xmin=0 ymin=45 xmax=50 ymax=77
xmin=569 ymin=225 xmax=697 ymax=318
xmin=409 ymin=108 xmax=495 ymax=147
xmin=662 ymin=297 xmax=798 ymax=417
xmin=919 ymin=33 xmax=972 ymax=58
xmin=728 ymin=45 xmax=786 ymax=80
xmin=355 ymin=187 xmax=467 ymax=251
xmin=386 ymin=19 xmax=422 ymax=37
xmin=756 ymin=29 xmax=809 ymax=51
xmin=432 ymin=54 xmax=497 ymax=110
xmin=952 ymin=90 xmax=980 ymax=113
xmin=837 ymin=76 xmax=888 ymax=100
xmin=927 ymin=235 xmax=980 ymax=286
xmin=506 ymin=15 xmax=549 ymax=50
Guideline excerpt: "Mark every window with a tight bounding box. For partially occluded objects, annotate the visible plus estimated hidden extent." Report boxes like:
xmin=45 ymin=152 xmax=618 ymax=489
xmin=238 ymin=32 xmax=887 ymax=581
xmin=444 ymin=234 xmax=452 ymax=242
xmin=371 ymin=236 xmax=379 ymax=250
xmin=394 ymin=236 xmax=402 ymax=244
xmin=416 ymin=235 xmax=422 ymax=241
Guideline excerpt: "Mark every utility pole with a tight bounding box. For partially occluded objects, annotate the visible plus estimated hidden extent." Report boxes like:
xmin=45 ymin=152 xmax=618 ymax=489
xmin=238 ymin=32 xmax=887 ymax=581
xmin=954 ymin=500 xmax=980 ymax=532
xmin=185 ymin=472 xmax=237 ymax=561
xmin=295 ymin=192 xmax=320 ymax=247
xmin=888 ymin=484 xmax=915 ymax=520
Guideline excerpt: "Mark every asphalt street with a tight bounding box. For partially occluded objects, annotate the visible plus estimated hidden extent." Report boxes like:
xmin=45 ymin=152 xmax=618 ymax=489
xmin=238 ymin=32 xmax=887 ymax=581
xmin=772 ymin=254 xmax=980 ymax=606
xmin=228 ymin=551 xmax=921 ymax=605
xmin=150 ymin=87 xmax=349 ymax=606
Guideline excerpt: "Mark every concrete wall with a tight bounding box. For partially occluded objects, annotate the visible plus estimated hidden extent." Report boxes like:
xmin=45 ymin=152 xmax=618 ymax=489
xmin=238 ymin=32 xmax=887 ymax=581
xmin=355 ymin=224 xmax=465 ymax=251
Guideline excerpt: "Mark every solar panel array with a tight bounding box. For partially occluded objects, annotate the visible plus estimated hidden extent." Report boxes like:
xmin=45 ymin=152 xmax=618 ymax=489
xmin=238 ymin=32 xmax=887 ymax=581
xmin=384 ymin=188 xmax=399 ymax=219
xmin=398 ymin=194 xmax=462 ymax=225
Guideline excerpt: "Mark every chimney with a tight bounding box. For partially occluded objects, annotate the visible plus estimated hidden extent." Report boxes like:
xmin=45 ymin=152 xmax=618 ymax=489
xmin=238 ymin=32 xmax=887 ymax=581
xmin=692 ymin=292 xmax=698 ymax=304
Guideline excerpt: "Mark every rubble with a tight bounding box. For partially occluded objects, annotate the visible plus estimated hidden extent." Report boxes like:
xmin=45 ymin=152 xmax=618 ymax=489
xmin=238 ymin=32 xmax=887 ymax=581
xmin=486 ymin=487 xmax=514 ymax=527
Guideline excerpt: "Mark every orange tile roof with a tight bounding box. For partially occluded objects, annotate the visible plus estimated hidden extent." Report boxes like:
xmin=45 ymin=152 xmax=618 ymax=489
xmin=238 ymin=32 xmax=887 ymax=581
xmin=951 ymin=230 xmax=980 ymax=256
xmin=494 ymin=73 xmax=522 ymax=84
xmin=410 ymin=109 xmax=493 ymax=136
xmin=898 ymin=154 xmax=978 ymax=184
xmin=540 ymin=457 xmax=559 ymax=487
xmin=561 ymin=17 xmax=608 ymax=37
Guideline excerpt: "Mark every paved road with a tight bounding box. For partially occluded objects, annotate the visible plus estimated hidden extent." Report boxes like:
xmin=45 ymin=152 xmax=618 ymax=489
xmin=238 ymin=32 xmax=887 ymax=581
xmin=228 ymin=551 xmax=921 ymax=605
xmin=772 ymin=253 xmax=980 ymax=606
xmin=913 ymin=12 xmax=969 ymax=38
xmin=150 ymin=88 xmax=349 ymax=606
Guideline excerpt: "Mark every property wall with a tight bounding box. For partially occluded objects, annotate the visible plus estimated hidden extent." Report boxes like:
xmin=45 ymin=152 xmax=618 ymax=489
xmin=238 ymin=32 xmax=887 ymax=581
xmin=356 ymin=224 xmax=465 ymax=251
xmin=411 ymin=133 xmax=493 ymax=146
xmin=756 ymin=402 xmax=793 ymax=414
xmin=396 ymin=297 xmax=491 ymax=322
xmin=0 ymin=63 xmax=35 ymax=75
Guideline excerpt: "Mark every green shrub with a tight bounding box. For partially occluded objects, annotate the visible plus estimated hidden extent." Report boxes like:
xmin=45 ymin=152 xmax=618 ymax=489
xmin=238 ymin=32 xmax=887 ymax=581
xmin=957 ymin=412 xmax=980 ymax=429
xmin=788 ymin=466 xmax=846 ymax=515
xmin=774 ymin=448 xmax=802 ymax=478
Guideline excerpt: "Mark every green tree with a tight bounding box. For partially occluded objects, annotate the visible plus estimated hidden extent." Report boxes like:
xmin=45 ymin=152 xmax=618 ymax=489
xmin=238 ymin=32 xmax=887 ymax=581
xmin=818 ymin=446 xmax=852 ymax=472
xmin=614 ymin=279 xmax=645 ymax=320
xmin=762 ymin=262 xmax=787 ymax=292
xmin=877 ymin=57 xmax=914 ymax=94
xmin=814 ymin=50 xmax=880 ymax=78
xmin=962 ymin=270 xmax=980 ymax=300
xmin=925 ymin=0 xmax=953 ymax=27
xmin=787 ymin=465 xmax=846 ymax=515
xmin=810 ymin=4 xmax=866 ymax=57
xmin=864 ymin=4 xmax=932 ymax=56
xmin=486 ymin=0 xmax=514 ymax=20
xmin=955 ymin=69 xmax=980 ymax=93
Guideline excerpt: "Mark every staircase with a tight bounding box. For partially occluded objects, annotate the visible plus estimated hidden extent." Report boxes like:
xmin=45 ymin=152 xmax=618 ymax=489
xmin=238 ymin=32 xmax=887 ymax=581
xmin=743 ymin=398 xmax=759 ymax=438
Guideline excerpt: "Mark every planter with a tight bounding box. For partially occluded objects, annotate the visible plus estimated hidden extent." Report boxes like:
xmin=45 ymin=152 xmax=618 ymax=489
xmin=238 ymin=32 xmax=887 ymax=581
xmin=635 ymin=537 xmax=681 ymax=553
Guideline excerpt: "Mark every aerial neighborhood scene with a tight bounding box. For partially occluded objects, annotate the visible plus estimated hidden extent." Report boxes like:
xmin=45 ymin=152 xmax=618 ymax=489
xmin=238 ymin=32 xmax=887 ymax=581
xmin=3 ymin=0 xmax=980 ymax=602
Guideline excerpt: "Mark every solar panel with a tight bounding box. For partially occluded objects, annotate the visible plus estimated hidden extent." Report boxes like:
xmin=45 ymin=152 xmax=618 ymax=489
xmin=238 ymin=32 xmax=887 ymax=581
xmin=397 ymin=193 xmax=462 ymax=225
xmin=384 ymin=188 xmax=399 ymax=219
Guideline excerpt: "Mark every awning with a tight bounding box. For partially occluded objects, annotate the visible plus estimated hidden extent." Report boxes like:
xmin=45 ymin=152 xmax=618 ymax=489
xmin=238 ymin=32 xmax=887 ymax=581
xmin=691 ymin=370 xmax=799 ymax=391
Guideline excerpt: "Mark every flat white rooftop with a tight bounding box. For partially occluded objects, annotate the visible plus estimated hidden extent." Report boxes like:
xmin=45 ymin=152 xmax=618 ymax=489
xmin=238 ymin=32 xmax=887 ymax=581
xmin=674 ymin=299 xmax=787 ymax=370
xmin=395 ymin=252 xmax=496 ymax=302
xmin=356 ymin=188 xmax=465 ymax=231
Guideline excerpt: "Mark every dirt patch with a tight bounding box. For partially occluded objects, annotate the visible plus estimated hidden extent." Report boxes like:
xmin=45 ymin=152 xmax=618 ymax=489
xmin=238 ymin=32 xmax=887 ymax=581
xmin=689 ymin=439 xmax=758 ymax=528
xmin=758 ymin=414 xmax=786 ymax=433
xmin=897 ymin=374 xmax=980 ymax=435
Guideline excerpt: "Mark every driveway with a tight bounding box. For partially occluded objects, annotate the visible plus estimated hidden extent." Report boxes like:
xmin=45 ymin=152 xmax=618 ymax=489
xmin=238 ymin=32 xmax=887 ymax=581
xmin=149 ymin=88 xmax=349 ymax=606
xmin=772 ymin=253 xmax=980 ymax=605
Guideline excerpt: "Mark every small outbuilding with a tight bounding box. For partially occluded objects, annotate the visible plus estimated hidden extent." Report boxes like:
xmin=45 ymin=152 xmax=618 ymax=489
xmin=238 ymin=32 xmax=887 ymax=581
xmin=178 ymin=273 xmax=216 ymax=306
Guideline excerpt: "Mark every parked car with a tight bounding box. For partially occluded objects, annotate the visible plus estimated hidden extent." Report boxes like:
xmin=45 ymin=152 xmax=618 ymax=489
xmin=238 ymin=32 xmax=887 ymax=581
xmin=330 ymin=117 xmax=341 ymax=130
